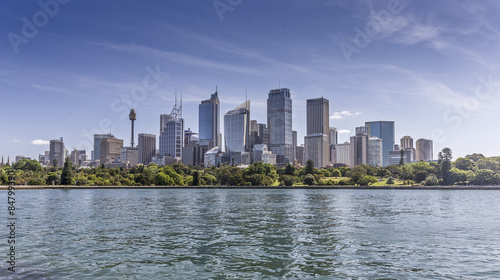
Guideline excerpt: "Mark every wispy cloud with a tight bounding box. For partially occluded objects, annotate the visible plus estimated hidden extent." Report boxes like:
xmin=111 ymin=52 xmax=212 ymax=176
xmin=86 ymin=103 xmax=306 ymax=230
xmin=96 ymin=42 xmax=261 ymax=75
xmin=337 ymin=129 xmax=351 ymax=134
xmin=32 ymin=139 xmax=50 ymax=145
xmin=330 ymin=110 xmax=361 ymax=119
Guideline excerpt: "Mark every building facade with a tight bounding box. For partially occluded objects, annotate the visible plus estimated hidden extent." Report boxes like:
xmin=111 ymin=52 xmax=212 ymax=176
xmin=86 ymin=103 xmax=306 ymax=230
xmin=199 ymin=90 xmax=221 ymax=149
xmin=306 ymin=97 xmax=329 ymax=135
xmin=159 ymin=100 xmax=184 ymax=159
xmin=224 ymin=101 xmax=250 ymax=153
xmin=416 ymin=138 xmax=433 ymax=161
xmin=138 ymin=133 xmax=156 ymax=165
xmin=304 ymin=134 xmax=329 ymax=168
xmin=267 ymin=88 xmax=293 ymax=164
xmin=368 ymin=136 xmax=383 ymax=167
xmin=100 ymin=138 xmax=123 ymax=164
xmin=365 ymin=121 xmax=395 ymax=166
xmin=49 ymin=138 xmax=65 ymax=167
xmin=400 ymin=136 xmax=413 ymax=149
xmin=93 ymin=134 xmax=116 ymax=161
xmin=335 ymin=142 xmax=351 ymax=167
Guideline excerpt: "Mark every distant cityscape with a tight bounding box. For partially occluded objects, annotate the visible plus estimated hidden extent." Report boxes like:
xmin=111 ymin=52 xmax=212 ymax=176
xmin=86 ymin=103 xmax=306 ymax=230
xmin=2 ymin=88 xmax=433 ymax=169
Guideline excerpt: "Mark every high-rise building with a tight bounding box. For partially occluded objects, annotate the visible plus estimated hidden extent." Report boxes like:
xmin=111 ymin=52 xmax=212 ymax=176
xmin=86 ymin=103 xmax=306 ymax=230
xmin=94 ymin=134 xmax=116 ymax=162
xmin=400 ymin=136 xmax=413 ymax=149
xmin=292 ymin=130 xmax=297 ymax=162
xmin=304 ymin=97 xmax=329 ymax=168
xmin=69 ymin=149 xmax=86 ymax=166
xmin=335 ymin=142 xmax=351 ymax=166
xmin=129 ymin=109 xmax=137 ymax=147
xmin=304 ymin=134 xmax=329 ymax=168
xmin=350 ymin=128 xmax=368 ymax=166
xmin=368 ymin=136 xmax=383 ymax=167
xmin=100 ymin=138 xmax=123 ymax=164
xmin=159 ymin=99 xmax=184 ymax=159
xmin=199 ymin=89 xmax=221 ymax=149
xmin=121 ymin=147 xmax=139 ymax=165
xmin=296 ymin=145 xmax=304 ymax=166
xmin=416 ymin=139 xmax=433 ymax=161
xmin=365 ymin=121 xmax=395 ymax=166
xmin=329 ymin=127 xmax=338 ymax=163
xmin=388 ymin=148 xmax=415 ymax=165
xmin=138 ymin=133 xmax=156 ymax=165
xmin=306 ymin=97 xmax=329 ymax=135
xmin=49 ymin=138 xmax=65 ymax=167
xmin=267 ymin=88 xmax=293 ymax=164
xmin=224 ymin=101 xmax=250 ymax=153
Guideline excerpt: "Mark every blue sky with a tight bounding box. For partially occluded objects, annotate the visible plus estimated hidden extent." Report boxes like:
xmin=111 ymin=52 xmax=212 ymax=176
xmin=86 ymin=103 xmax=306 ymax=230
xmin=1 ymin=0 xmax=500 ymax=161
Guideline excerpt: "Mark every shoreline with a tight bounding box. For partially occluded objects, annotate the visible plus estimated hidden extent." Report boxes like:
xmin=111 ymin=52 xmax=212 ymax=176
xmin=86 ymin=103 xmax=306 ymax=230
xmin=1 ymin=185 xmax=500 ymax=190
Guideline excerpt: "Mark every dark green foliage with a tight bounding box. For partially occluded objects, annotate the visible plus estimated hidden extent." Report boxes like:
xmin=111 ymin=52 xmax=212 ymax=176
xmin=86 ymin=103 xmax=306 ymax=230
xmin=13 ymin=159 xmax=42 ymax=172
xmin=192 ymin=171 xmax=200 ymax=186
xmin=358 ymin=175 xmax=377 ymax=186
xmin=305 ymin=159 xmax=314 ymax=175
xmin=386 ymin=177 xmax=395 ymax=185
xmin=303 ymin=174 xmax=316 ymax=186
xmin=60 ymin=158 xmax=74 ymax=185
xmin=414 ymin=170 xmax=428 ymax=183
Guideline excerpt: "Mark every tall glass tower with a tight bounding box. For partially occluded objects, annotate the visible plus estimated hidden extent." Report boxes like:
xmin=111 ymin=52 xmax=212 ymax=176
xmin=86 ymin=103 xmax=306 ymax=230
xmin=159 ymin=98 xmax=184 ymax=158
xmin=199 ymin=90 xmax=221 ymax=149
xmin=224 ymin=100 xmax=250 ymax=153
xmin=365 ymin=121 xmax=395 ymax=166
xmin=267 ymin=88 xmax=293 ymax=164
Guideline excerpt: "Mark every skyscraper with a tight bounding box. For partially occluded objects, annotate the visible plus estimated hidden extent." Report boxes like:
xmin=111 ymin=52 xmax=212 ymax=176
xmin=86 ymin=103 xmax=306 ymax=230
xmin=350 ymin=127 xmax=368 ymax=166
xmin=416 ymin=139 xmax=433 ymax=161
xmin=199 ymin=89 xmax=221 ymax=149
xmin=159 ymin=99 xmax=184 ymax=159
xmin=100 ymin=138 xmax=123 ymax=164
xmin=400 ymin=136 xmax=413 ymax=149
xmin=304 ymin=97 xmax=329 ymax=168
xmin=329 ymin=127 xmax=338 ymax=163
xmin=138 ymin=133 xmax=156 ymax=164
xmin=365 ymin=121 xmax=395 ymax=166
xmin=93 ymin=134 xmax=116 ymax=162
xmin=267 ymin=88 xmax=293 ymax=164
xmin=368 ymin=136 xmax=383 ymax=167
xmin=224 ymin=100 xmax=250 ymax=153
xmin=306 ymin=97 xmax=329 ymax=135
xmin=49 ymin=138 xmax=65 ymax=167
xmin=292 ymin=130 xmax=297 ymax=163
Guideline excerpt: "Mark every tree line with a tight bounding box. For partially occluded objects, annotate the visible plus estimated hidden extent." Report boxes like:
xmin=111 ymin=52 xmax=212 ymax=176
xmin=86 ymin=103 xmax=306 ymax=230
xmin=1 ymin=148 xmax=499 ymax=187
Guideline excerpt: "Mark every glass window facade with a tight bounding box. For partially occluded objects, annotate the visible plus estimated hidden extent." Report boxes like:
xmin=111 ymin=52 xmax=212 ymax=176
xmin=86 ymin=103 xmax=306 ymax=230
xmin=365 ymin=121 xmax=395 ymax=167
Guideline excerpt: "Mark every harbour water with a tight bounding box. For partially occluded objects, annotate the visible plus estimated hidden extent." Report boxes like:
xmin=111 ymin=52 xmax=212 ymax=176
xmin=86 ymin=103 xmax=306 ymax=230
xmin=1 ymin=189 xmax=500 ymax=279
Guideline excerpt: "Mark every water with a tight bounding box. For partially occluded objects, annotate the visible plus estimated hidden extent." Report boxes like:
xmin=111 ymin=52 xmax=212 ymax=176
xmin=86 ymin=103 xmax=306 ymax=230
xmin=1 ymin=189 xmax=500 ymax=279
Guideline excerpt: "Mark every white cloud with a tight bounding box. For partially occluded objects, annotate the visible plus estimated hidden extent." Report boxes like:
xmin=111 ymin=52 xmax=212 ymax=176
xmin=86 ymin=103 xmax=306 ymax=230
xmin=10 ymin=140 xmax=20 ymax=143
xmin=32 ymin=139 xmax=50 ymax=145
xmin=330 ymin=110 xmax=361 ymax=119
xmin=338 ymin=129 xmax=351 ymax=134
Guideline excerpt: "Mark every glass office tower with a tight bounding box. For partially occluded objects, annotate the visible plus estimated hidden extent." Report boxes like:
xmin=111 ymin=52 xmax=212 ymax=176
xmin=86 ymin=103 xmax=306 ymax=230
xmin=267 ymin=88 xmax=293 ymax=164
xmin=365 ymin=121 xmax=395 ymax=167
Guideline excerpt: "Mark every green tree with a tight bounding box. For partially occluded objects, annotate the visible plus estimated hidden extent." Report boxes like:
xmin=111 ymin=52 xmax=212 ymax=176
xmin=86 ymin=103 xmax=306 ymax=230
xmin=155 ymin=172 xmax=174 ymax=186
xmin=13 ymin=159 xmax=42 ymax=172
xmin=438 ymin=148 xmax=453 ymax=185
xmin=471 ymin=169 xmax=496 ymax=185
xmin=282 ymin=175 xmax=294 ymax=186
xmin=305 ymin=159 xmax=315 ymax=175
xmin=358 ymin=175 xmax=377 ymax=186
xmin=414 ymin=170 xmax=428 ymax=183
xmin=60 ymin=158 xmax=74 ymax=185
xmin=386 ymin=177 xmax=395 ymax=185
xmin=52 ymin=159 xmax=59 ymax=168
xmin=424 ymin=174 xmax=439 ymax=186
xmin=465 ymin=153 xmax=485 ymax=162
xmin=454 ymin=157 xmax=474 ymax=171
xmin=303 ymin=174 xmax=316 ymax=186
xmin=350 ymin=172 xmax=364 ymax=185
xmin=192 ymin=171 xmax=200 ymax=186
xmin=450 ymin=168 xmax=468 ymax=184
xmin=476 ymin=158 xmax=500 ymax=172
xmin=284 ymin=164 xmax=296 ymax=175
xmin=399 ymin=165 xmax=414 ymax=180
xmin=331 ymin=169 xmax=342 ymax=177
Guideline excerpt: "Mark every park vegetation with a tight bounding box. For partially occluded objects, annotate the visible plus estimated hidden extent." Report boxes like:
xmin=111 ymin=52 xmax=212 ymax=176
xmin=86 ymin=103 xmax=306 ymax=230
xmin=1 ymin=148 xmax=500 ymax=187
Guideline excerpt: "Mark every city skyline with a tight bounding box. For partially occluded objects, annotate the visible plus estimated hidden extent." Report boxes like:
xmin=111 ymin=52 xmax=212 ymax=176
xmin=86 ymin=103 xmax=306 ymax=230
xmin=2 ymin=1 xmax=500 ymax=160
